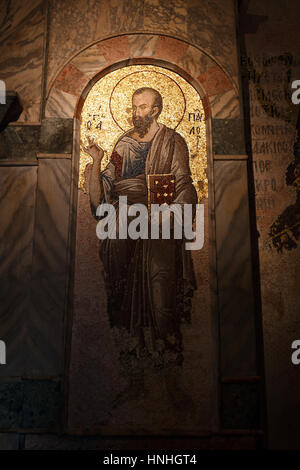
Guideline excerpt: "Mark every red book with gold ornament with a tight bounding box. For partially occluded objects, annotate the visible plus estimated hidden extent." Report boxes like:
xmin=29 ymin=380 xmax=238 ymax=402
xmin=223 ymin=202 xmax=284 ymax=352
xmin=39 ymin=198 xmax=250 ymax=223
xmin=147 ymin=174 xmax=176 ymax=211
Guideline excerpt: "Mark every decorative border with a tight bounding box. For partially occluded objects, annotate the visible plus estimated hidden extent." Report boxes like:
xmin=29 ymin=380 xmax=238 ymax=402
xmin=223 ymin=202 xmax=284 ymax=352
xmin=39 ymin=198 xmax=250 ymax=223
xmin=45 ymin=34 xmax=240 ymax=121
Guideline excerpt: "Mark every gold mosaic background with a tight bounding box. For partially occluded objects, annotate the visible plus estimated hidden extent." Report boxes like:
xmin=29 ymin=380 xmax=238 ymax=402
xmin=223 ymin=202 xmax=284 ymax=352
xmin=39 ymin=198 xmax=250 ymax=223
xmin=80 ymin=65 xmax=207 ymax=201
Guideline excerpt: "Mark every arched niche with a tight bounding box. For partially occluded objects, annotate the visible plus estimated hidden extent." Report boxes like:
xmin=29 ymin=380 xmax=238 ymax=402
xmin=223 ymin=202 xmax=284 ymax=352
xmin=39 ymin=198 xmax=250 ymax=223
xmin=69 ymin=59 xmax=215 ymax=434
xmin=44 ymin=34 xmax=260 ymax=435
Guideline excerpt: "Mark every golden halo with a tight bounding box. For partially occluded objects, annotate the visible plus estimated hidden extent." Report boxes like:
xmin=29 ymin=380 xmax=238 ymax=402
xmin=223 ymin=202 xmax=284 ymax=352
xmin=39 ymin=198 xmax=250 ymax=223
xmin=80 ymin=64 xmax=207 ymax=202
xmin=109 ymin=70 xmax=186 ymax=132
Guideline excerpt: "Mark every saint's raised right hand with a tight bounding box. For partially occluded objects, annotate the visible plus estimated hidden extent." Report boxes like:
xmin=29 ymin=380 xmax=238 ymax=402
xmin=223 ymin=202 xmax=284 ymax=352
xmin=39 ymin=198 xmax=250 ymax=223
xmin=81 ymin=136 xmax=104 ymax=162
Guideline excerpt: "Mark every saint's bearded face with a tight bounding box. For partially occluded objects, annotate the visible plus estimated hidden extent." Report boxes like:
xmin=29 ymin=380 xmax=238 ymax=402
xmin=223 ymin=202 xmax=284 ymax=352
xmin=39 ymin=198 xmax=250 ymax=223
xmin=132 ymin=90 xmax=158 ymax=138
xmin=132 ymin=110 xmax=154 ymax=138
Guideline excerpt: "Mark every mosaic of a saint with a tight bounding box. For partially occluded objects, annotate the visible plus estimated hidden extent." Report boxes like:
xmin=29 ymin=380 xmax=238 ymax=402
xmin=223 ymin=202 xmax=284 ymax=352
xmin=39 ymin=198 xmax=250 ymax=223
xmin=83 ymin=86 xmax=198 ymax=375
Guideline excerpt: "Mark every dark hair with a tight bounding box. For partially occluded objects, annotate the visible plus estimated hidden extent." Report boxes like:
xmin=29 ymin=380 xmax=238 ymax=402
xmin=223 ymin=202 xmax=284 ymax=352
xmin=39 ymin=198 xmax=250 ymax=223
xmin=132 ymin=87 xmax=163 ymax=118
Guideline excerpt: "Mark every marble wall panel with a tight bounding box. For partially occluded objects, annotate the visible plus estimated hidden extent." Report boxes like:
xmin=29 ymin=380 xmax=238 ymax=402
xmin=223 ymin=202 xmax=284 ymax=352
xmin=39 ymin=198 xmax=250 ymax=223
xmin=128 ymin=34 xmax=159 ymax=58
xmin=187 ymin=0 xmax=236 ymax=25
xmin=54 ymin=64 xmax=89 ymax=97
xmin=0 ymin=166 xmax=37 ymax=377
xmin=22 ymin=380 xmax=61 ymax=429
xmin=221 ymin=382 xmax=261 ymax=429
xmin=0 ymin=0 xmax=45 ymax=122
xmin=0 ymin=160 xmax=70 ymax=378
xmin=144 ymin=0 xmax=187 ymax=35
xmin=39 ymin=118 xmax=73 ymax=154
xmin=186 ymin=0 xmax=239 ymax=79
xmin=198 ymin=66 xmax=233 ymax=97
xmin=0 ymin=433 xmax=21 ymax=450
xmin=154 ymin=36 xmax=188 ymax=63
xmin=212 ymin=119 xmax=246 ymax=155
xmin=0 ymin=380 xmax=60 ymax=430
xmin=108 ymin=0 xmax=144 ymax=34
xmin=214 ymin=160 xmax=257 ymax=377
xmin=45 ymin=89 xmax=78 ymax=119
xmin=210 ymin=89 xmax=241 ymax=119
xmin=71 ymin=45 xmax=108 ymax=77
xmin=178 ymin=45 xmax=215 ymax=80
xmin=0 ymin=381 xmax=23 ymax=428
xmin=98 ymin=36 xmax=130 ymax=64
xmin=28 ymin=158 xmax=72 ymax=375
xmin=0 ymin=125 xmax=40 ymax=160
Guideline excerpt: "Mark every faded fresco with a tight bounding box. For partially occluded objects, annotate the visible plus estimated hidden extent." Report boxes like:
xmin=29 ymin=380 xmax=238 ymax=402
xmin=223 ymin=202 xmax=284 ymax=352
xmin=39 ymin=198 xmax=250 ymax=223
xmin=68 ymin=65 xmax=212 ymax=433
xmin=240 ymin=0 xmax=300 ymax=448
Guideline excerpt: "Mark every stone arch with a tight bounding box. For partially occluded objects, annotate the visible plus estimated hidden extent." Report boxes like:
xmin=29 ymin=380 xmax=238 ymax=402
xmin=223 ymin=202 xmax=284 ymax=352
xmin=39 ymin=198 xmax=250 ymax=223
xmin=58 ymin=33 xmax=260 ymax=434
xmin=45 ymin=34 xmax=241 ymax=121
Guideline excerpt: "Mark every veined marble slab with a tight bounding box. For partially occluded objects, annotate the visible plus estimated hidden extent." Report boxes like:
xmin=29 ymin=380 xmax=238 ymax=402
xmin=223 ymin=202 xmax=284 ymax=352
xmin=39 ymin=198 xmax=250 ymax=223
xmin=0 ymin=166 xmax=37 ymax=376
xmin=210 ymin=89 xmax=241 ymax=119
xmin=46 ymin=89 xmax=78 ymax=119
xmin=179 ymin=45 xmax=215 ymax=80
xmin=28 ymin=158 xmax=72 ymax=375
xmin=128 ymin=34 xmax=159 ymax=58
xmin=0 ymin=0 xmax=45 ymax=122
xmin=214 ymin=160 xmax=257 ymax=377
xmin=46 ymin=0 xmax=240 ymax=97
xmin=144 ymin=0 xmax=187 ymax=35
xmin=71 ymin=45 xmax=107 ymax=77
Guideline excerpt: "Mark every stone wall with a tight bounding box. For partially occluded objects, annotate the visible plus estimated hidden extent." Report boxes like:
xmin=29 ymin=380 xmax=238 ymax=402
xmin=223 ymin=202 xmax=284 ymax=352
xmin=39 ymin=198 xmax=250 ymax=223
xmin=0 ymin=0 xmax=298 ymax=450
xmin=240 ymin=0 xmax=300 ymax=449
